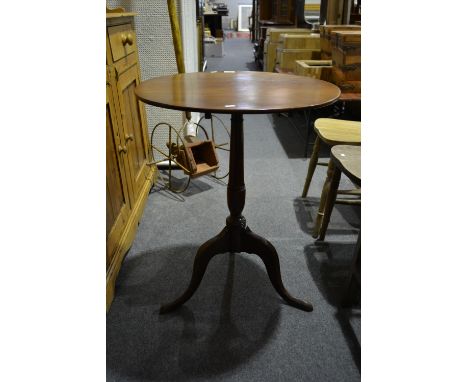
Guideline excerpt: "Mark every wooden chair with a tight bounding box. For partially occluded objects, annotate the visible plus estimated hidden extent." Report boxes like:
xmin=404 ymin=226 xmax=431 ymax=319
xmin=302 ymin=118 xmax=361 ymax=198
xmin=313 ymin=145 xmax=361 ymax=240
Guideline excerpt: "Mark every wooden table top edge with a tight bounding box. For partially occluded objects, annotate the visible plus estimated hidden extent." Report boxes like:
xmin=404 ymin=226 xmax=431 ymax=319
xmin=135 ymin=71 xmax=342 ymax=114
xmin=134 ymin=94 xmax=342 ymax=115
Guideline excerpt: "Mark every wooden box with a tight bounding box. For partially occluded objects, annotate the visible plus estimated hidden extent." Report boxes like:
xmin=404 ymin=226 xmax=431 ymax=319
xmin=332 ymin=80 xmax=361 ymax=93
xmin=260 ymin=0 xmax=297 ymax=24
xmin=332 ymin=48 xmax=361 ymax=66
xmin=295 ymin=60 xmax=333 ymax=81
xmin=319 ymin=25 xmax=361 ymax=59
xmin=263 ymin=40 xmax=281 ymax=72
xmin=277 ymin=48 xmax=321 ymax=70
xmin=278 ymin=34 xmax=321 ymax=49
xmin=331 ymin=30 xmax=361 ymax=67
xmin=331 ymin=30 xmax=361 ymax=47
xmin=267 ymin=28 xmax=312 ymax=43
xmin=183 ymin=140 xmax=219 ymax=178
xmin=331 ymin=65 xmax=361 ymax=82
xmin=331 ymin=67 xmax=361 ymax=93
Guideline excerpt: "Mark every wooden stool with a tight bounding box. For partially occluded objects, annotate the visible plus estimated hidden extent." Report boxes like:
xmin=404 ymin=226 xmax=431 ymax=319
xmin=313 ymin=145 xmax=361 ymax=240
xmin=302 ymin=118 xmax=361 ymax=198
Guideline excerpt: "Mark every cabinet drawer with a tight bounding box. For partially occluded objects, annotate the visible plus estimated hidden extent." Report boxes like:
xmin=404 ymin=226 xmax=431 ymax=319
xmin=108 ymin=23 xmax=137 ymax=62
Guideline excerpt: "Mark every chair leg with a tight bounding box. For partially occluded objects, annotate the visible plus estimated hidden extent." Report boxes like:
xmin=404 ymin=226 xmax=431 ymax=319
xmin=301 ymin=137 xmax=321 ymax=198
xmin=318 ymin=166 xmax=341 ymax=241
xmin=304 ymin=109 xmax=313 ymax=158
xmin=312 ymin=160 xmax=334 ymax=238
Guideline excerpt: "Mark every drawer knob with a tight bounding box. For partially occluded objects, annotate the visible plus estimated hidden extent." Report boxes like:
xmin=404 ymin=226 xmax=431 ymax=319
xmin=125 ymin=133 xmax=134 ymax=142
xmin=118 ymin=145 xmax=128 ymax=154
xmin=121 ymin=33 xmax=134 ymax=46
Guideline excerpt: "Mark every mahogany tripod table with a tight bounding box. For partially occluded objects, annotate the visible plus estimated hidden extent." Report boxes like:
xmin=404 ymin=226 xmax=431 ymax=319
xmin=135 ymin=72 xmax=341 ymax=313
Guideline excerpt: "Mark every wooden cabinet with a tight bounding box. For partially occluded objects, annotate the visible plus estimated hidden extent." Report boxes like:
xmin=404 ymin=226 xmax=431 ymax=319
xmin=254 ymin=0 xmax=308 ymax=69
xmin=259 ymin=0 xmax=296 ymax=24
xmin=116 ymin=63 xmax=152 ymax=203
xmin=106 ymin=12 xmax=158 ymax=310
xmin=106 ymin=68 xmax=131 ymax=270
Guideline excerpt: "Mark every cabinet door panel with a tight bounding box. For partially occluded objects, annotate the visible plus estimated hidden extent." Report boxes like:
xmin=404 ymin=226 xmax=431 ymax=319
xmin=117 ymin=64 xmax=150 ymax=205
xmin=106 ymin=182 xmax=114 ymax=235
xmin=106 ymin=75 xmax=131 ymax=268
xmin=122 ymin=81 xmax=146 ymax=173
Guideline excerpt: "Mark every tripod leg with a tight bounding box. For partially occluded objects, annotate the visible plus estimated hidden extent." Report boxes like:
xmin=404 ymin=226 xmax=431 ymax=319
xmin=241 ymin=228 xmax=313 ymax=312
xmin=160 ymin=228 xmax=230 ymax=314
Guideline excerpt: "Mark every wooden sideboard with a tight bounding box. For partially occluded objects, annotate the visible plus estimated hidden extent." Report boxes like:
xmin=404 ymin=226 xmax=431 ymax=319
xmin=106 ymin=12 xmax=157 ymax=310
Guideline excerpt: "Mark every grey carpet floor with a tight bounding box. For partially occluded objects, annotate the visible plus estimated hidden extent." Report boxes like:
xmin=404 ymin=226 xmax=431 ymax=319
xmin=205 ymin=36 xmax=258 ymax=72
xmin=107 ymin=38 xmax=361 ymax=382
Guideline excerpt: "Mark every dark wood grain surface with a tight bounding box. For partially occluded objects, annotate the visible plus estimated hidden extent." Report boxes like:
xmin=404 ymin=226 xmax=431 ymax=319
xmin=135 ymin=71 xmax=341 ymax=114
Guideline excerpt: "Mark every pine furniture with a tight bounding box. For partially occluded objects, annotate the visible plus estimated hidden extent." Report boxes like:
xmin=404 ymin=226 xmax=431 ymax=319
xmin=106 ymin=12 xmax=157 ymax=310
xmin=319 ymin=25 xmax=361 ymax=59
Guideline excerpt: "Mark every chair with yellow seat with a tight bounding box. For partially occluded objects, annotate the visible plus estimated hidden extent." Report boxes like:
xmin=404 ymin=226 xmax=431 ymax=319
xmin=314 ymin=145 xmax=361 ymax=240
xmin=302 ymin=118 xmax=361 ymax=198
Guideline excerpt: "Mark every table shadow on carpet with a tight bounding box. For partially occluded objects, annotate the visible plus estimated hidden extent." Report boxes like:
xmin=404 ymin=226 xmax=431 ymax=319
xmin=107 ymin=246 xmax=282 ymax=381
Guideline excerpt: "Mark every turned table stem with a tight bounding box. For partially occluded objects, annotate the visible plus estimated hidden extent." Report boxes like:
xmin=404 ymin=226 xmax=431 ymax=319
xmin=227 ymin=114 xmax=245 ymax=219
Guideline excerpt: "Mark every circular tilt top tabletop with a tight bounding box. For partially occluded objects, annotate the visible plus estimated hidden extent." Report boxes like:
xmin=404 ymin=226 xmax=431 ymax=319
xmin=135 ymin=71 xmax=341 ymax=114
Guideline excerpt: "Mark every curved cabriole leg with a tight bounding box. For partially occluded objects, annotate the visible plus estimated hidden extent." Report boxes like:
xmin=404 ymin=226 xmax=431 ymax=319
xmin=160 ymin=228 xmax=230 ymax=314
xmin=241 ymin=227 xmax=313 ymax=312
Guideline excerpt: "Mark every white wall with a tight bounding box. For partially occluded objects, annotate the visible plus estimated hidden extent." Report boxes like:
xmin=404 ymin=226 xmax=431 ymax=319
xmin=180 ymin=1 xmax=199 ymax=73
xmin=179 ymin=0 xmax=200 ymax=123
